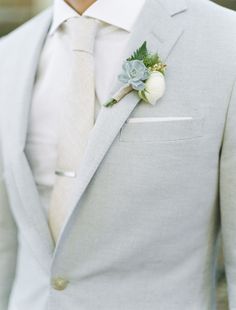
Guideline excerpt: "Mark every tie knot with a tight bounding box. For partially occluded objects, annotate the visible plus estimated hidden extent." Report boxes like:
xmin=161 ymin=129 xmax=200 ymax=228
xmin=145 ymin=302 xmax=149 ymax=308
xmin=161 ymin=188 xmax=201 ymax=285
xmin=64 ymin=16 xmax=99 ymax=54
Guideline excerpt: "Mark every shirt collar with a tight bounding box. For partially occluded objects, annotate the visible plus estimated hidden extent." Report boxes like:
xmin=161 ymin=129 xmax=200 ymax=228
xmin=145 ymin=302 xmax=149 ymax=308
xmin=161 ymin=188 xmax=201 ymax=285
xmin=49 ymin=0 xmax=146 ymax=36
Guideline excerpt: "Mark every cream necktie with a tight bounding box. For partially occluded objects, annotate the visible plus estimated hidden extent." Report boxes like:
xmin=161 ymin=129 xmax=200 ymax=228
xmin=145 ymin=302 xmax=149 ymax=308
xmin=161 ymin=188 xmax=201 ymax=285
xmin=48 ymin=16 xmax=99 ymax=242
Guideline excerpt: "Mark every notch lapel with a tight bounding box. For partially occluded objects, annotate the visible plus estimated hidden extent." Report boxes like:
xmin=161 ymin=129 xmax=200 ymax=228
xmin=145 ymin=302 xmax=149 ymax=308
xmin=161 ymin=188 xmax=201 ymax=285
xmin=55 ymin=0 xmax=187 ymax=247
xmin=1 ymin=8 xmax=54 ymax=270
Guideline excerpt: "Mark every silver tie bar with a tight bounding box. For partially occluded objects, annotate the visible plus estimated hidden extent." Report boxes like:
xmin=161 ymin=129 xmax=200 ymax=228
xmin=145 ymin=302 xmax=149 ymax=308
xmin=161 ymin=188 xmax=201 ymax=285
xmin=55 ymin=170 xmax=77 ymax=178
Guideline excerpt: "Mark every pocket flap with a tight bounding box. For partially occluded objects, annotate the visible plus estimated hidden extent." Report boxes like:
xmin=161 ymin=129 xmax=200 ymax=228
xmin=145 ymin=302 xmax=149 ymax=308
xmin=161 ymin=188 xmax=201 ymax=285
xmin=120 ymin=117 xmax=205 ymax=142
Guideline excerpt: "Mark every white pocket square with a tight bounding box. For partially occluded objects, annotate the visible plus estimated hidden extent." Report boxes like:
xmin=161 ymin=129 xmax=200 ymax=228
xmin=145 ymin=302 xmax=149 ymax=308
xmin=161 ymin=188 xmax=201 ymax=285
xmin=126 ymin=117 xmax=194 ymax=123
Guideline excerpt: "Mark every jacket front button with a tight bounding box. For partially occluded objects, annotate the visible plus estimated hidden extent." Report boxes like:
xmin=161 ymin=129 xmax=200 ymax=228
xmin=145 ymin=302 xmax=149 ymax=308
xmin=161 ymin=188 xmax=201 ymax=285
xmin=52 ymin=277 xmax=69 ymax=291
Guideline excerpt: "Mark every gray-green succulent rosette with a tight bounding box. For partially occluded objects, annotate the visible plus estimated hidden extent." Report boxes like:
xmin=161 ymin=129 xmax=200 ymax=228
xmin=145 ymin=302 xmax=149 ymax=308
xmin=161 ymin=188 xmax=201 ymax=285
xmin=104 ymin=41 xmax=166 ymax=107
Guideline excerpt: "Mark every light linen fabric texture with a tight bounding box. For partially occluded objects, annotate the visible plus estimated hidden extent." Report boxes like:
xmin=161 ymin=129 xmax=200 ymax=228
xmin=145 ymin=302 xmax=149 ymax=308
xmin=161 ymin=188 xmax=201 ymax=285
xmin=0 ymin=0 xmax=236 ymax=309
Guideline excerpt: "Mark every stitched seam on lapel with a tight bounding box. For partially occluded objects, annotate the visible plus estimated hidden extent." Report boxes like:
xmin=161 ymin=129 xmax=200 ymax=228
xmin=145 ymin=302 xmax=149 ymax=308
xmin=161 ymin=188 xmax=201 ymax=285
xmin=158 ymin=0 xmax=188 ymax=16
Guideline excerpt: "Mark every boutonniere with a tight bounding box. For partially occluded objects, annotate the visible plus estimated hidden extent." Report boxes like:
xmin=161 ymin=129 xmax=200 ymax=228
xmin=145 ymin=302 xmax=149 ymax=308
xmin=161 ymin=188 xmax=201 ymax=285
xmin=104 ymin=41 xmax=167 ymax=107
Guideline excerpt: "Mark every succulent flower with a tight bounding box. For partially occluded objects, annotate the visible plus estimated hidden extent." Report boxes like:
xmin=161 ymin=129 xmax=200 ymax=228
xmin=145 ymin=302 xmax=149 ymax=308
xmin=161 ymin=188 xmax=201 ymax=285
xmin=118 ymin=60 xmax=150 ymax=91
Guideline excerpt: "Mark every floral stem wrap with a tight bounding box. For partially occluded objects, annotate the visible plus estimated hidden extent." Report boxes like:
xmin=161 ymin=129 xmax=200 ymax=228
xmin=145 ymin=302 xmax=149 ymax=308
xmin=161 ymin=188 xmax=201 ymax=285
xmin=104 ymin=85 xmax=133 ymax=107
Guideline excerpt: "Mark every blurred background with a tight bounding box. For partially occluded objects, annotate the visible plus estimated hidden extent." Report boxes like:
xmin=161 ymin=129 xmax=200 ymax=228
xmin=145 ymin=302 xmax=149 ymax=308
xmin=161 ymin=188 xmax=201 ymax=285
xmin=0 ymin=0 xmax=236 ymax=309
xmin=0 ymin=0 xmax=49 ymax=36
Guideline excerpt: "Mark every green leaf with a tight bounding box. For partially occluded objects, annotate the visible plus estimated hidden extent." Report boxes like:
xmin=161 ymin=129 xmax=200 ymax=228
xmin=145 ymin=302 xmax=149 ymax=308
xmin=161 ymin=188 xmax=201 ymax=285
xmin=127 ymin=41 xmax=148 ymax=61
xmin=143 ymin=53 xmax=160 ymax=67
xmin=138 ymin=90 xmax=149 ymax=103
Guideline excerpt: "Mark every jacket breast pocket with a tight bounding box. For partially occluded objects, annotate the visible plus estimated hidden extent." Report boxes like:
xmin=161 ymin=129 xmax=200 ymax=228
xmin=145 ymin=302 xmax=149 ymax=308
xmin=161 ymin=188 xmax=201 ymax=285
xmin=119 ymin=117 xmax=205 ymax=143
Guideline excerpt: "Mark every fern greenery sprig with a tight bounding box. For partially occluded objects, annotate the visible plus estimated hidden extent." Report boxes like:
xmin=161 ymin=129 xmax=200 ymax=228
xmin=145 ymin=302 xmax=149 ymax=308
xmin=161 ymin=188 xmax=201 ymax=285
xmin=127 ymin=41 xmax=164 ymax=71
xmin=127 ymin=41 xmax=148 ymax=61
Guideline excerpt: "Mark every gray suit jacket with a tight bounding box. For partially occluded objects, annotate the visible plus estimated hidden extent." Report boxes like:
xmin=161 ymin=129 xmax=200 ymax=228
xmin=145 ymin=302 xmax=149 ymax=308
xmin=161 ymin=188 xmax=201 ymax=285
xmin=1 ymin=0 xmax=236 ymax=309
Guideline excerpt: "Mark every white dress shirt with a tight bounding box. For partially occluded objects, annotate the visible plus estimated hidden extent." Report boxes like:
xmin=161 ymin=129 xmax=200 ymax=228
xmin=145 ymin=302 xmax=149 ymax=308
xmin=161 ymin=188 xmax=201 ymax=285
xmin=25 ymin=0 xmax=146 ymax=214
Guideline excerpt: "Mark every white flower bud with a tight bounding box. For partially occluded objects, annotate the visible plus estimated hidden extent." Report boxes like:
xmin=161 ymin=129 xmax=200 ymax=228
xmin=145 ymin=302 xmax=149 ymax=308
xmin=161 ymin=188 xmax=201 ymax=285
xmin=140 ymin=72 xmax=166 ymax=105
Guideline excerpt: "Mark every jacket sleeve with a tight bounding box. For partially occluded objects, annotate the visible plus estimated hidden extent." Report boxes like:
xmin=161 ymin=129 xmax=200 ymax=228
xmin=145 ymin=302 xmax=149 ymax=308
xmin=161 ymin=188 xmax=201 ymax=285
xmin=0 ymin=143 xmax=18 ymax=308
xmin=220 ymin=79 xmax=236 ymax=310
